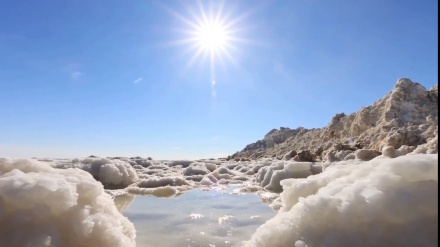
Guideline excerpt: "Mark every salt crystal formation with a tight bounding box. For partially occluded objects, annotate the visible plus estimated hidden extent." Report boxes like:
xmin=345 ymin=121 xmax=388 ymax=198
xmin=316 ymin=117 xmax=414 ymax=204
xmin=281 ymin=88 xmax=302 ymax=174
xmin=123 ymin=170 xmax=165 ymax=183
xmin=0 ymin=158 xmax=136 ymax=247
xmin=245 ymin=154 xmax=438 ymax=247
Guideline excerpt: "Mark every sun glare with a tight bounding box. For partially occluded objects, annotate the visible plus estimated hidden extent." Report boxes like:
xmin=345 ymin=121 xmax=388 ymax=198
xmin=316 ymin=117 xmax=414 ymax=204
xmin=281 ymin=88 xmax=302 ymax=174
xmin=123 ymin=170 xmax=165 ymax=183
xmin=164 ymin=1 xmax=252 ymax=87
xmin=195 ymin=22 xmax=228 ymax=52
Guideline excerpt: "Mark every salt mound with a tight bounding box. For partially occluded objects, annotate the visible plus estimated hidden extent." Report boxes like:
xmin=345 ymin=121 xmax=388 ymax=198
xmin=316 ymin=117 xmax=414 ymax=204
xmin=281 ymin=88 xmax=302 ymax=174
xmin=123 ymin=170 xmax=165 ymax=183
xmin=0 ymin=158 xmax=136 ymax=247
xmin=245 ymin=154 xmax=438 ymax=247
xmin=56 ymin=157 xmax=138 ymax=189
xmin=256 ymin=161 xmax=313 ymax=192
xmin=127 ymin=176 xmax=191 ymax=197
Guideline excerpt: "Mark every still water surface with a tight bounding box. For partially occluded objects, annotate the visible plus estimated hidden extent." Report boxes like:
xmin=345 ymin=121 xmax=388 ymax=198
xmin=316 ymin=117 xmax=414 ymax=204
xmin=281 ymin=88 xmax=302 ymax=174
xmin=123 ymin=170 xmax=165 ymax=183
xmin=120 ymin=187 xmax=276 ymax=247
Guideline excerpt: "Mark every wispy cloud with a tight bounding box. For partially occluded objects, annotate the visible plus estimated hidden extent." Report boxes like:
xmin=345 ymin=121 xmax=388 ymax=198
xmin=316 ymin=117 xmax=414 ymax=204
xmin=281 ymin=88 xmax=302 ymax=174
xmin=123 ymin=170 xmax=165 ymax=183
xmin=71 ymin=71 xmax=82 ymax=80
xmin=171 ymin=146 xmax=183 ymax=150
xmin=133 ymin=77 xmax=143 ymax=84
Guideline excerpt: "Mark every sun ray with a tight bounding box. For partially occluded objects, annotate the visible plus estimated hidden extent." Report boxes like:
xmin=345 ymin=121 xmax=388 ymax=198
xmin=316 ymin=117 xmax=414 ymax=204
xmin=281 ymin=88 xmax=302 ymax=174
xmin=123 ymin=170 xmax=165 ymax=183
xmin=214 ymin=1 xmax=224 ymax=24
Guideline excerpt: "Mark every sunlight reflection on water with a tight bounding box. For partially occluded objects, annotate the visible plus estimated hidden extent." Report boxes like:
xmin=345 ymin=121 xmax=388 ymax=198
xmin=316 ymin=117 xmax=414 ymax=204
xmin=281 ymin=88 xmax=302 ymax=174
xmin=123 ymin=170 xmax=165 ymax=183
xmin=121 ymin=187 xmax=276 ymax=247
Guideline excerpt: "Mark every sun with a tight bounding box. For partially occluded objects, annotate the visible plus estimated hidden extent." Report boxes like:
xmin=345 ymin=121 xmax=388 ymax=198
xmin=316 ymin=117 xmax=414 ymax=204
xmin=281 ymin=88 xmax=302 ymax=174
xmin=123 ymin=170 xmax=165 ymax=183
xmin=163 ymin=1 xmax=252 ymax=84
xmin=167 ymin=1 xmax=244 ymax=61
xmin=195 ymin=21 xmax=229 ymax=53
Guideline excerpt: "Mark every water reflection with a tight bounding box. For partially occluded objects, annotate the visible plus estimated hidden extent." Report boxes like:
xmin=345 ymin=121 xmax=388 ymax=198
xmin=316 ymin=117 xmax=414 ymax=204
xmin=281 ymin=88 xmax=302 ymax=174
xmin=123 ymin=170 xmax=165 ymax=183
xmin=123 ymin=188 xmax=276 ymax=247
xmin=113 ymin=194 xmax=135 ymax=212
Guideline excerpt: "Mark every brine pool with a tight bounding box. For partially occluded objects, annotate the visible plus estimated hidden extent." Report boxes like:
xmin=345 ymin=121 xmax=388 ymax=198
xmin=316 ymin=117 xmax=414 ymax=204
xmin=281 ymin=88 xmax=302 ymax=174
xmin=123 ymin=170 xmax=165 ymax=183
xmin=116 ymin=187 xmax=276 ymax=247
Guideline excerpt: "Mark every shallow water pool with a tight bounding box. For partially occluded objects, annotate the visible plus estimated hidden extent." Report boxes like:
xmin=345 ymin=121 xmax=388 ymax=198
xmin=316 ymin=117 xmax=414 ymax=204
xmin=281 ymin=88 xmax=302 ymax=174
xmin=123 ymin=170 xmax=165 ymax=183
xmin=120 ymin=187 xmax=276 ymax=247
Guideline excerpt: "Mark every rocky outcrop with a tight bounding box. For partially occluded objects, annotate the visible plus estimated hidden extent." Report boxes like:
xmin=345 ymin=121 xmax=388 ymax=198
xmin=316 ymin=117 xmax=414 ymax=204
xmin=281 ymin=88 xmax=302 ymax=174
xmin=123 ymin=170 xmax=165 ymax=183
xmin=231 ymin=78 xmax=438 ymax=161
xmin=235 ymin=127 xmax=299 ymax=159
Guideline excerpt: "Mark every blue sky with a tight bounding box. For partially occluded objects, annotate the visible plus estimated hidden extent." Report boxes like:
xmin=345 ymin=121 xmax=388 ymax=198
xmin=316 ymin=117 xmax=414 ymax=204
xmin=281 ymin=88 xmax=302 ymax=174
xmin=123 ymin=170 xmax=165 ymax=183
xmin=0 ymin=0 xmax=437 ymax=159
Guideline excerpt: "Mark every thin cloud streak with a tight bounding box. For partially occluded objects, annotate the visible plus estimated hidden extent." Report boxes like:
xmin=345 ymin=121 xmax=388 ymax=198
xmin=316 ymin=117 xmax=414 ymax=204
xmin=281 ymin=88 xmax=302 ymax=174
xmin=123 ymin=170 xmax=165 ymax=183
xmin=133 ymin=77 xmax=143 ymax=84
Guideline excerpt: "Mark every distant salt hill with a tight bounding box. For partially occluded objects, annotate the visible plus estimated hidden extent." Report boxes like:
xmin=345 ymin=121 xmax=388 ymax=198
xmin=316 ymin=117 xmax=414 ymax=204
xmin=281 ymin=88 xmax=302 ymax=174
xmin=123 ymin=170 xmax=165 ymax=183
xmin=230 ymin=78 xmax=438 ymax=162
